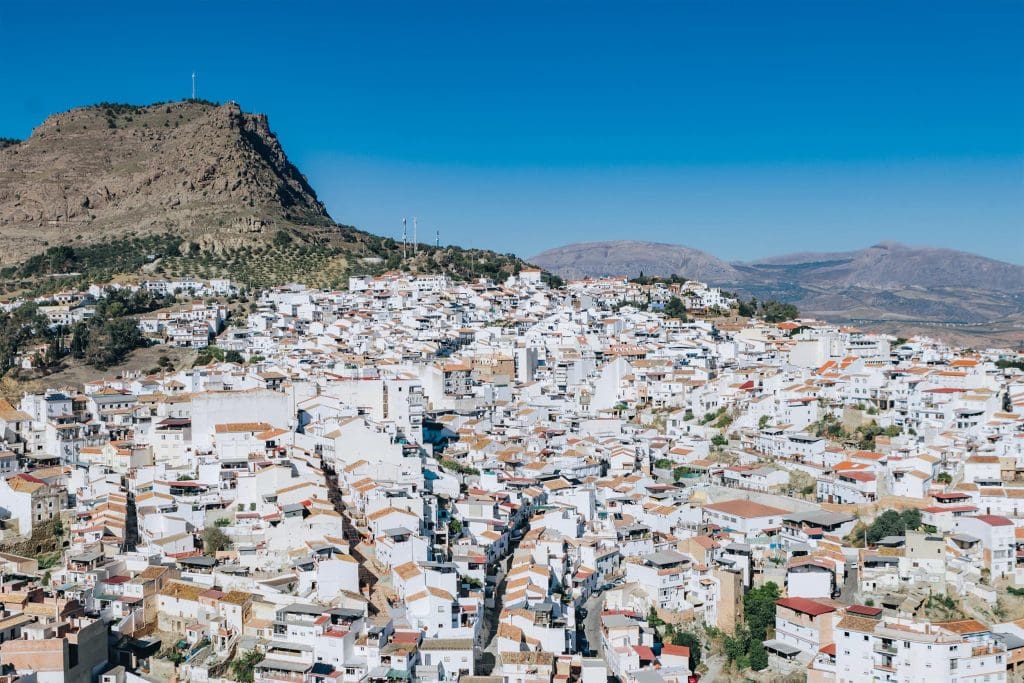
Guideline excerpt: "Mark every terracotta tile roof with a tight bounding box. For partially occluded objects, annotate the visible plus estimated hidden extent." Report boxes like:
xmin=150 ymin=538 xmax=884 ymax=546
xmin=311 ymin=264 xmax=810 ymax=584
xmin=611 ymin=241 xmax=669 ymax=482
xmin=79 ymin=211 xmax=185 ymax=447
xmin=836 ymin=615 xmax=880 ymax=632
xmin=776 ymin=597 xmax=836 ymax=617
xmin=215 ymin=422 xmax=272 ymax=433
xmin=703 ymin=499 xmax=788 ymax=518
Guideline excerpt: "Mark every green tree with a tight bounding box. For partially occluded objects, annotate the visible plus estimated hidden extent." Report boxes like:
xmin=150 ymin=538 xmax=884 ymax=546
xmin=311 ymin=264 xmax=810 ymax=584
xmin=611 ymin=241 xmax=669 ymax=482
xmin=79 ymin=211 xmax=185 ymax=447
xmin=273 ymin=230 xmax=293 ymax=247
xmin=663 ymin=296 xmax=688 ymax=321
xmin=748 ymin=642 xmax=769 ymax=671
xmin=202 ymin=526 xmax=232 ymax=555
xmin=744 ymin=581 xmax=781 ymax=643
xmin=230 ymin=650 xmax=265 ymax=683
xmin=723 ymin=624 xmax=751 ymax=668
xmin=862 ymin=508 xmax=922 ymax=544
xmin=718 ymin=582 xmax=783 ymax=671
xmin=760 ymin=300 xmax=799 ymax=323
xmin=900 ymin=508 xmax=922 ymax=531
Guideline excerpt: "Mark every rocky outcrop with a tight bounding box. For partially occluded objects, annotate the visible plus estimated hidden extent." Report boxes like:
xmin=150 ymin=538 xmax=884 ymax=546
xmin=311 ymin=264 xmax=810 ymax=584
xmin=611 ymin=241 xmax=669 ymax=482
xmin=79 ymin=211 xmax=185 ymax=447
xmin=0 ymin=100 xmax=334 ymax=263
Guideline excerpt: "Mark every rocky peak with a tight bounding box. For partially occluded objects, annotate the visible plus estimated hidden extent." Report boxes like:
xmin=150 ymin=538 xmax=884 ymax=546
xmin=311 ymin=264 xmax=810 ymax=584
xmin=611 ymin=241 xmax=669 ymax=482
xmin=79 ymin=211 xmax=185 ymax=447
xmin=0 ymin=100 xmax=333 ymax=263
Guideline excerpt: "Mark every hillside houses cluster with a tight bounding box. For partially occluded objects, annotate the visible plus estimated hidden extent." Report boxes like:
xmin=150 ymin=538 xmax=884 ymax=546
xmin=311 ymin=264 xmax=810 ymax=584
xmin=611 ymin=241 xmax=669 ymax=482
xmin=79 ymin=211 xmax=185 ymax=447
xmin=0 ymin=270 xmax=1021 ymax=683
xmin=0 ymin=278 xmax=236 ymax=367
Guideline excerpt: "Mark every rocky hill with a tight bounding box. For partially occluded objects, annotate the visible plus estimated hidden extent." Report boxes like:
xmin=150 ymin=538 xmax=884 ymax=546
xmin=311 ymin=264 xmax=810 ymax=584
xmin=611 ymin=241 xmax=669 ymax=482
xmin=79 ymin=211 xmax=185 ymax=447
xmin=0 ymin=100 xmax=531 ymax=290
xmin=0 ymin=100 xmax=340 ymax=261
xmin=532 ymin=240 xmax=1024 ymax=326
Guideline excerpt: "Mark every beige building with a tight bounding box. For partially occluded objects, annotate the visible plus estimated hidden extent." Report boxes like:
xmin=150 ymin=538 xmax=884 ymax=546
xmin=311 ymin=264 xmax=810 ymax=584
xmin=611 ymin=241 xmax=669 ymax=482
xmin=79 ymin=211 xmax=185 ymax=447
xmin=0 ymin=616 xmax=108 ymax=683
xmin=0 ymin=472 xmax=67 ymax=537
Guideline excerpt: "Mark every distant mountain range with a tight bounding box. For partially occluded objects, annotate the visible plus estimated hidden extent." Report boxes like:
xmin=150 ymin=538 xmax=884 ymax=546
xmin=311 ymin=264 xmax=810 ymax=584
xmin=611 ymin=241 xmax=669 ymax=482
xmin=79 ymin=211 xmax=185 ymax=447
xmin=531 ymin=240 xmax=1024 ymax=325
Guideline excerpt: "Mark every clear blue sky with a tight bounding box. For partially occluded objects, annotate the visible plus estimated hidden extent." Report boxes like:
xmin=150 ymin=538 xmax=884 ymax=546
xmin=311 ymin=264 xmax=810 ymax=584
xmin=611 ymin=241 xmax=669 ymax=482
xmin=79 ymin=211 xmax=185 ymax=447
xmin=2 ymin=1 xmax=1022 ymax=263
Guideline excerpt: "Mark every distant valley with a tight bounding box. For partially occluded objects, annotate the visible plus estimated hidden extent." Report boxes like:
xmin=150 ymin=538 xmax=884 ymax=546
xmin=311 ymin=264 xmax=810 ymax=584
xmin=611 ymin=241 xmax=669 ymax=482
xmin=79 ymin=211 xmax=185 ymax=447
xmin=531 ymin=240 xmax=1024 ymax=339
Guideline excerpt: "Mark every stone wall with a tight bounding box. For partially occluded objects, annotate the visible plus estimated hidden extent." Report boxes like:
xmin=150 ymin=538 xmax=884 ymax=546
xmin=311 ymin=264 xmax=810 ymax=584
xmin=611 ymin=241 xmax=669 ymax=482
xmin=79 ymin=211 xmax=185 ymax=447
xmin=0 ymin=515 xmax=68 ymax=559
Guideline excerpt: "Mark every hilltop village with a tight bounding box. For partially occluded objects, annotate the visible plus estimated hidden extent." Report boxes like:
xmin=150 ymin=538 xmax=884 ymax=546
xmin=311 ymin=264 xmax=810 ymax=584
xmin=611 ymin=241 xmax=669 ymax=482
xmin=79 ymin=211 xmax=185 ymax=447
xmin=0 ymin=269 xmax=1022 ymax=683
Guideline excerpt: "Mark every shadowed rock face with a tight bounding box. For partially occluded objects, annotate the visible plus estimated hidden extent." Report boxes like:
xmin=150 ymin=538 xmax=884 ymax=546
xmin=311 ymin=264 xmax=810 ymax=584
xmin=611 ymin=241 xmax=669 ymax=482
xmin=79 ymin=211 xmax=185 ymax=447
xmin=532 ymin=240 xmax=1024 ymax=324
xmin=0 ymin=100 xmax=334 ymax=263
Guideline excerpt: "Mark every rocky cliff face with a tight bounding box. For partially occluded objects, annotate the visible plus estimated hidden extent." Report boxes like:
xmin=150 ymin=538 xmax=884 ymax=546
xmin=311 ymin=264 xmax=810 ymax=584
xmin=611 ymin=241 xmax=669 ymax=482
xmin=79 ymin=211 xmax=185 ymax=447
xmin=0 ymin=100 xmax=334 ymax=263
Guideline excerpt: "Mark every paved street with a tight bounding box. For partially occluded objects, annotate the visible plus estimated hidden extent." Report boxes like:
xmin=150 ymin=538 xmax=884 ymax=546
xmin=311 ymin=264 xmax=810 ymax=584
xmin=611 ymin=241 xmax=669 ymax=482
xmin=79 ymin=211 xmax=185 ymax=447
xmin=580 ymin=589 xmax=606 ymax=656
xmin=477 ymin=540 xmax=518 ymax=674
xmin=838 ymin=559 xmax=859 ymax=604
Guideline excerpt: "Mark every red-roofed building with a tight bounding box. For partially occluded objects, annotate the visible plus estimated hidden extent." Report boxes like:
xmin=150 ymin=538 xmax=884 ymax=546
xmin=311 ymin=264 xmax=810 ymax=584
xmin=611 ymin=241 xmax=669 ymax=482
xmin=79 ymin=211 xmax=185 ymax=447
xmin=776 ymin=597 xmax=837 ymax=617
xmin=934 ymin=492 xmax=973 ymax=504
xmin=956 ymin=514 xmax=1016 ymax=579
xmin=845 ymin=604 xmax=882 ymax=618
xmin=921 ymin=504 xmax=978 ymax=533
xmin=809 ymin=643 xmax=838 ymax=683
xmin=659 ymin=644 xmax=693 ymax=673
xmin=632 ymin=645 xmax=656 ymax=662
xmin=818 ymin=466 xmax=878 ymax=504
xmin=775 ymin=597 xmax=837 ymax=659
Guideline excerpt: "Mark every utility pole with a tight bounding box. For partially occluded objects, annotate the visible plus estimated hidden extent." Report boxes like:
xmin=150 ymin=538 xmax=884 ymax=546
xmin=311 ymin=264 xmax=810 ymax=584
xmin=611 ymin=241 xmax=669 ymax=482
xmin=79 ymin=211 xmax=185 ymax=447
xmin=402 ymin=218 xmax=408 ymax=259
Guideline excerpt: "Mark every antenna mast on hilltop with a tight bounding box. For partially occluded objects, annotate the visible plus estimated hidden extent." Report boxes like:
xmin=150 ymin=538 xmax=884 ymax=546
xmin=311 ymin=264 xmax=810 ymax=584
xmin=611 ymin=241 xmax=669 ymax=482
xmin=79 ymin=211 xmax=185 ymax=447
xmin=413 ymin=217 xmax=418 ymax=255
xmin=435 ymin=229 xmax=440 ymax=248
xmin=191 ymin=72 xmax=196 ymax=100
xmin=402 ymin=218 xmax=408 ymax=259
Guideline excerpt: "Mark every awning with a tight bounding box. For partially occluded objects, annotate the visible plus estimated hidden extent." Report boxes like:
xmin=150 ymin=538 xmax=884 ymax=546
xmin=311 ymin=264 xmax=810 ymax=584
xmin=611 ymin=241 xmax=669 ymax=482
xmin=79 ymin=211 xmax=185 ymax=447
xmin=764 ymin=639 xmax=801 ymax=657
xmin=258 ymin=659 xmax=311 ymax=673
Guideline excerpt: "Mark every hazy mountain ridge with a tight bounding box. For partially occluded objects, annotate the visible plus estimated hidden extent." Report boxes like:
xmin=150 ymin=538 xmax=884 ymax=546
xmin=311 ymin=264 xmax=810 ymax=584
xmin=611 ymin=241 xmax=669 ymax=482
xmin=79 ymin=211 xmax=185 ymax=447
xmin=530 ymin=240 xmax=740 ymax=282
xmin=532 ymin=240 xmax=1024 ymax=324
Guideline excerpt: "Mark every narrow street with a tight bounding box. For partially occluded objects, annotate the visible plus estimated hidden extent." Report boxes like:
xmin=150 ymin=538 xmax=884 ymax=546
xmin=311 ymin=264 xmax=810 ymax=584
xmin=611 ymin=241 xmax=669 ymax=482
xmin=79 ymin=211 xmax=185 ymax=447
xmin=839 ymin=560 xmax=859 ymax=603
xmin=323 ymin=462 xmax=377 ymax=593
xmin=124 ymin=493 xmax=139 ymax=552
xmin=477 ymin=527 xmax=526 ymax=674
xmin=476 ymin=554 xmax=510 ymax=674
xmin=580 ymin=589 xmax=606 ymax=655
